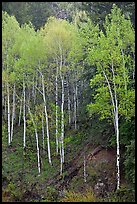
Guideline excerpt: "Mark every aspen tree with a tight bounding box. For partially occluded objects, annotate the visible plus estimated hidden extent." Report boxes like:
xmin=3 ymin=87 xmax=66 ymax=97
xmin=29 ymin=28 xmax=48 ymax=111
xmin=87 ymin=5 xmax=135 ymax=189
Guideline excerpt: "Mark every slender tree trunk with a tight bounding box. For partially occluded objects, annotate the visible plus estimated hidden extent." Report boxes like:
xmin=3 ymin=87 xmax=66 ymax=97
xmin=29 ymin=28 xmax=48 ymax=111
xmin=102 ymin=69 xmax=116 ymax=131
xmin=28 ymin=106 xmax=40 ymax=174
xmin=41 ymin=73 xmax=52 ymax=165
xmin=61 ymin=76 xmax=65 ymax=163
xmin=58 ymin=47 xmax=65 ymax=173
xmin=60 ymin=54 xmax=65 ymax=164
xmin=73 ymin=85 xmax=77 ymax=129
xmin=32 ymin=76 xmax=34 ymax=95
xmin=84 ymin=154 xmax=87 ymax=183
xmin=67 ymin=80 xmax=71 ymax=125
xmin=55 ymin=64 xmax=59 ymax=154
xmin=23 ymin=78 xmax=26 ymax=149
xmin=111 ymin=61 xmax=120 ymax=190
xmin=121 ymin=48 xmax=128 ymax=116
xmin=60 ymin=137 xmax=63 ymax=175
xmin=11 ymin=83 xmax=16 ymax=142
xmin=28 ymin=88 xmax=31 ymax=103
xmin=121 ymin=49 xmax=127 ymax=93
xmin=7 ymin=81 xmax=11 ymax=146
xmin=5 ymin=95 xmax=7 ymax=121
xmin=115 ymin=103 xmax=120 ymax=190
xmin=18 ymin=90 xmax=23 ymax=126
xmin=2 ymin=86 xmax=4 ymax=105
xmin=42 ymin=112 xmax=45 ymax=153
xmin=34 ymin=76 xmax=37 ymax=105
xmin=76 ymin=82 xmax=78 ymax=109
xmin=133 ymin=52 xmax=135 ymax=80
xmin=35 ymin=130 xmax=41 ymax=175
xmin=2 ymin=86 xmax=4 ymax=119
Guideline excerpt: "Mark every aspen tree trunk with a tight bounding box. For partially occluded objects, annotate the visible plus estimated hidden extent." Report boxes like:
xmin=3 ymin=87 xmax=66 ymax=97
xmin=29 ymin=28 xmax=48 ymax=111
xmin=23 ymin=78 xmax=26 ymax=149
xmin=2 ymin=87 xmax=4 ymax=118
xmin=2 ymin=86 xmax=4 ymax=105
xmin=7 ymin=81 xmax=11 ymax=146
xmin=76 ymin=82 xmax=78 ymax=108
xmin=59 ymin=52 xmax=65 ymax=164
xmin=41 ymin=73 xmax=52 ymax=165
xmin=60 ymin=137 xmax=63 ymax=175
xmin=84 ymin=154 xmax=87 ymax=182
xmin=73 ymin=86 xmax=77 ymax=129
xmin=59 ymin=47 xmax=65 ymax=173
xmin=34 ymin=76 xmax=37 ymax=105
xmin=32 ymin=76 xmax=34 ymax=96
xmin=133 ymin=52 xmax=135 ymax=80
xmin=61 ymin=76 xmax=65 ymax=163
xmin=67 ymin=80 xmax=71 ymax=125
xmin=28 ymin=89 xmax=31 ymax=103
xmin=41 ymin=112 xmax=45 ymax=153
xmin=11 ymin=83 xmax=16 ymax=142
xmin=115 ymin=102 xmax=120 ymax=190
xmin=102 ymin=70 xmax=116 ymax=132
xmin=55 ymin=63 xmax=59 ymax=154
xmin=32 ymin=76 xmax=36 ymax=104
xmin=28 ymin=106 xmax=40 ymax=174
xmin=5 ymin=96 xmax=7 ymax=120
xmin=121 ymin=48 xmax=128 ymax=116
xmin=18 ymin=90 xmax=23 ymax=126
xmin=121 ymin=49 xmax=127 ymax=93
xmin=111 ymin=61 xmax=120 ymax=190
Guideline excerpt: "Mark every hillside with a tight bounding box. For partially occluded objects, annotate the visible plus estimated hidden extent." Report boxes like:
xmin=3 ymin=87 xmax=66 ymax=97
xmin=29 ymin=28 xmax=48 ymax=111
xmin=2 ymin=2 xmax=135 ymax=202
xmin=2 ymin=122 xmax=134 ymax=202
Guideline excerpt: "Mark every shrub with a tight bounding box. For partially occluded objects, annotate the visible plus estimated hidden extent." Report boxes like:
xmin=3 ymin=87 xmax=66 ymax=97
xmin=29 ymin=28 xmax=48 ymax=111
xmin=102 ymin=186 xmax=135 ymax=202
xmin=124 ymin=140 xmax=135 ymax=186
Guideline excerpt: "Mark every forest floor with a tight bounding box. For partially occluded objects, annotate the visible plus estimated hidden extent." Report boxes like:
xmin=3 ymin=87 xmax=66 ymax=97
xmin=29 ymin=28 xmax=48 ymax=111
xmin=2 ymin=124 xmax=129 ymax=202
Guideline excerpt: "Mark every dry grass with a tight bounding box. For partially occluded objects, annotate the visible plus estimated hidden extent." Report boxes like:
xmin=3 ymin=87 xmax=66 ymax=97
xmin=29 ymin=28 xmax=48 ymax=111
xmin=2 ymin=190 xmax=12 ymax=202
xmin=60 ymin=189 xmax=97 ymax=202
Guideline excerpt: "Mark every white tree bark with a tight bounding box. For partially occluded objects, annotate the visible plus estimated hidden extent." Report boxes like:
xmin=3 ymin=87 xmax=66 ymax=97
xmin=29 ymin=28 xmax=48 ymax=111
xmin=2 ymin=86 xmax=5 ymax=118
xmin=32 ymin=76 xmax=34 ymax=96
xmin=84 ymin=154 xmax=87 ymax=183
xmin=11 ymin=83 xmax=16 ymax=142
xmin=23 ymin=78 xmax=26 ymax=149
xmin=133 ymin=52 xmax=135 ymax=80
xmin=55 ymin=63 xmax=59 ymax=154
xmin=7 ymin=81 xmax=11 ymax=146
xmin=115 ymin=102 xmax=120 ymax=190
xmin=61 ymin=76 xmax=65 ymax=163
xmin=76 ymin=82 xmax=78 ymax=109
xmin=28 ymin=89 xmax=31 ymax=103
xmin=2 ymin=86 xmax=4 ymax=106
xmin=58 ymin=45 xmax=65 ymax=173
xmin=34 ymin=76 xmax=37 ymax=105
xmin=5 ymin=96 xmax=7 ymax=120
xmin=121 ymin=48 xmax=128 ymax=117
xmin=111 ymin=61 xmax=120 ymax=190
xmin=28 ymin=106 xmax=41 ymax=174
xmin=60 ymin=137 xmax=63 ymax=175
xmin=67 ymin=80 xmax=71 ymax=125
xmin=18 ymin=90 xmax=23 ymax=126
xmin=41 ymin=73 xmax=52 ymax=165
xmin=102 ymin=70 xmax=116 ymax=131
xmin=42 ymin=112 xmax=45 ymax=152
xmin=74 ymin=86 xmax=77 ymax=129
